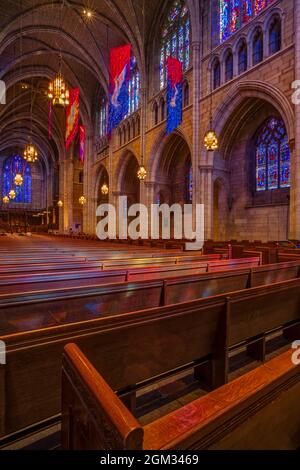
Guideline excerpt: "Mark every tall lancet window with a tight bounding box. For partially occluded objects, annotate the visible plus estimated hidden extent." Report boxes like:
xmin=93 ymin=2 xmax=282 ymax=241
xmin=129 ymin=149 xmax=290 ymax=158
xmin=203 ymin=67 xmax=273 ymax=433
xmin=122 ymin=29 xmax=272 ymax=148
xmin=2 ymin=155 xmax=32 ymax=203
xmin=99 ymin=96 xmax=107 ymax=137
xmin=255 ymin=117 xmax=290 ymax=192
xmin=127 ymin=56 xmax=140 ymax=116
xmin=160 ymin=0 xmax=191 ymax=90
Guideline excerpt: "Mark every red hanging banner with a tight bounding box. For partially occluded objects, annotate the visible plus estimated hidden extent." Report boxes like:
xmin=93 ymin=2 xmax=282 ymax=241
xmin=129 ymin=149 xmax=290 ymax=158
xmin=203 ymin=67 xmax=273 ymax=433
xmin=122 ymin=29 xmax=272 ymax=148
xmin=66 ymin=88 xmax=80 ymax=150
xmin=79 ymin=125 xmax=85 ymax=165
xmin=108 ymin=44 xmax=131 ymax=135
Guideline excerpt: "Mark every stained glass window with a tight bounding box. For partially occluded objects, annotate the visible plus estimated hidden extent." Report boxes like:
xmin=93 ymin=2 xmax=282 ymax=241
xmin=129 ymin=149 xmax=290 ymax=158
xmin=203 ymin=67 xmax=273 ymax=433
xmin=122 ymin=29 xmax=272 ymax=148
xmin=225 ymin=51 xmax=234 ymax=81
xmin=126 ymin=56 xmax=140 ymax=117
xmin=253 ymin=29 xmax=263 ymax=64
xmin=269 ymin=16 xmax=281 ymax=54
xmin=238 ymin=41 xmax=247 ymax=73
xmin=160 ymin=1 xmax=190 ymax=90
xmin=255 ymin=117 xmax=290 ymax=192
xmin=220 ymin=0 xmax=271 ymax=43
xmin=2 ymin=155 xmax=32 ymax=203
xmin=213 ymin=59 xmax=221 ymax=90
xmin=99 ymin=96 xmax=107 ymax=137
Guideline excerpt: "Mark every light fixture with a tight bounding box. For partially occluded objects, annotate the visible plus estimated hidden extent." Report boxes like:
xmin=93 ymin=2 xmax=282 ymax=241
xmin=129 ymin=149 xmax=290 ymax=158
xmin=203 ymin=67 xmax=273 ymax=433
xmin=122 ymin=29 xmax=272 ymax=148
xmin=2 ymin=196 xmax=9 ymax=204
xmin=9 ymin=190 xmax=16 ymax=200
xmin=137 ymin=165 xmax=147 ymax=180
xmin=101 ymin=183 xmax=109 ymax=195
xmin=14 ymin=173 xmax=23 ymax=186
xmin=79 ymin=196 xmax=87 ymax=205
xmin=204 ymin=129 xmax=219 ymax=152
xmin=57 ymin=200 xmax=63 ymax=207
xmin=24 ymin=143 xmax=38 ymax=162
xmin=48 ymin=3 xmax=70 ymax=108
xmin=48 ymin=71 xmax=69 ymax=107
xmin=83 ymin=9 xmax=93 ymax=18
xmin=204 ymin=29 xmax=219 ymax=152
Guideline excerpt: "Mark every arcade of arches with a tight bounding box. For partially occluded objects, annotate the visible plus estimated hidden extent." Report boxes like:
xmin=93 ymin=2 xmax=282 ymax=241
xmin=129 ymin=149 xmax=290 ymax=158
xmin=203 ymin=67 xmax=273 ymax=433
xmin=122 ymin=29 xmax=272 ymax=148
xmin=0 ymin=0 xmax=298 ymax=242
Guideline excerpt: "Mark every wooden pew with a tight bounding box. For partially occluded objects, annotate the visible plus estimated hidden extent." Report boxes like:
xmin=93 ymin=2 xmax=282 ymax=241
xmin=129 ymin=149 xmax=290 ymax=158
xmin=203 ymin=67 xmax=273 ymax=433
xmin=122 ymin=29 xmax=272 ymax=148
xmin=0 ymin=254 xmax=221 ymax=276
xmin=0 ymin=257 xmax=259 ymax=295
xmin=62 ymin=345 xmax=300 ymax=450
xmin=2 ymin=275 xmax=300 ymax=438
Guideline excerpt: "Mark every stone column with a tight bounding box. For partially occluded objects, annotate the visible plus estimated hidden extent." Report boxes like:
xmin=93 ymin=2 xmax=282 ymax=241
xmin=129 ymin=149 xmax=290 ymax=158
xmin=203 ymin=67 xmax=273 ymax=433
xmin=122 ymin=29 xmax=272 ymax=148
xmin=144 ymin=181 xmax=156 ymax=237
xmin=199 ymin=163 xmax=214 ymax=240
xmin=83 ymin=130 xmax=94 ymax=234
xmin=139 ymin=87 xmax=148 ymax=208
xmin=290 ymin=2 xmax=300 ymax=239
xmin=58 ymin=157 xmax=73 ymax=233
xmin=192 ymin=41 xmax=201 ymax=218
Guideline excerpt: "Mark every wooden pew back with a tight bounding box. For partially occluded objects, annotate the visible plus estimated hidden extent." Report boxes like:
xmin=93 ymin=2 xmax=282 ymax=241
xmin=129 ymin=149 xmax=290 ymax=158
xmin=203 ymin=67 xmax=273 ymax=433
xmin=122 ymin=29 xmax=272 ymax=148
xmin=62 ymin=345 xmax=300 ymax=450
xmin=1 ymin=260 xmax=300 ymax=437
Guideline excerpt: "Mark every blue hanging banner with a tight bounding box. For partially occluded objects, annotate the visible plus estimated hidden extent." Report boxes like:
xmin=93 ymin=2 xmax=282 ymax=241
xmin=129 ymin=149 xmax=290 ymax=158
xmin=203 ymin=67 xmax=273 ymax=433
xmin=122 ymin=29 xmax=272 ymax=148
xmin=166 ymin=57 xmax=183 ymax=135
xmin=108 ymin=44 xmax=131 ymax=136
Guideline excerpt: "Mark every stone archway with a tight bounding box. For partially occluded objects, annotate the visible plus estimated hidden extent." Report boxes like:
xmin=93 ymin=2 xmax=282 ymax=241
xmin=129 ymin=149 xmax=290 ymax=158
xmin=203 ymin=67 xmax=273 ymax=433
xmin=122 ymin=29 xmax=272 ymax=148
xmin=213 ymin=94 xmax=291 ymax=242
xmin=119 ymin=152 xmax=140 ymax=206
xmin=152 ymin=132 xmax=192 ymax=206
xmin=96 ymin=165 xmax=109 ymax=206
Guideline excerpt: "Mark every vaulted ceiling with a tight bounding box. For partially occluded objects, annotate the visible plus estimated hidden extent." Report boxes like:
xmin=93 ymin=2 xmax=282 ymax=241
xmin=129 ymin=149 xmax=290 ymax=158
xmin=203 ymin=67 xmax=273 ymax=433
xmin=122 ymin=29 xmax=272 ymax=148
xmin=0 ymin=0 xmax=200 ymax=169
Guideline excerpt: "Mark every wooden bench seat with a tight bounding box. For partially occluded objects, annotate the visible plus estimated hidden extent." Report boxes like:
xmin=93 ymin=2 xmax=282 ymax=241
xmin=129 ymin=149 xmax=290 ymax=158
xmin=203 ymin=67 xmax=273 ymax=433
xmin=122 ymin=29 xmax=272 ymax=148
xmin=62 ymin=345 xmax=300 ymax=450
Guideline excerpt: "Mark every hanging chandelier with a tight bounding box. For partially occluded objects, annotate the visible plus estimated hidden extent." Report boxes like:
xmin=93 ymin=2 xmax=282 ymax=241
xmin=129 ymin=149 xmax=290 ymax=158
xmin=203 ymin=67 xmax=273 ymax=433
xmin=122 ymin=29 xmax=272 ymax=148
xmin=101 ymin=183 xmax=109 ymax=195
xmin=48 ymin=71 xmax=70 ymax=107
xmin=204 ymin=129 xmax=219 ymax=152
xmin=24 ymin=143 xmax=38 ymax=162
xmin=137 ymin=165 xmax=147 ymax=181
xmin=2 ymin=196 xmax=9 ymax=204
xmin=57 ymin=200 xmax=63 ymax=207
xmin=14 ymin=173 xmax=23 ymax=186
xmin=9 ymin=190 xmax=16 ymax=200
xmin=204 ymin=33 xmax=219 ymax=152
xmin=79 ymin=196 xmax=87 ymax=205
xmin=48 ymin=1 xmax=69 ymax=109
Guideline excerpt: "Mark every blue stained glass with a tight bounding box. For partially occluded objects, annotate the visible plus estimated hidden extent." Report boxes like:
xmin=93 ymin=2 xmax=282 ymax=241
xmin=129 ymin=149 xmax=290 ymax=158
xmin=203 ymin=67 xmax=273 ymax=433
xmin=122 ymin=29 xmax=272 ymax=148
xmin=168 ymin=1 xmax=181 ymax=22
xmin=220 ymin=0 xmax=231 ymax=42
xmin=256 ymin=167 xmax=266 ymax=191
xmin=268 ymin=142 xmax=278 ymax=166
xmin=160 ymin=49 xmax=165 ymax=89
xmin=243 ymin=0 xmax=252 ymax=23
xmin=257 ymin=144 xmax=266 ymax=166
xmin=166 ymin=41 xmax=171 ymax=59
xmin=172 ymin=33 xmax=177 ymax=56
xmin=179 ymin=26 xmax=184 ymax=62
xmin=255 ymin=0 xmax=267 ymax=15
xmin=2 ymin=155 xmax=32 ymax=203
xmin=99 ymin=97 xmax=107 ymax=137
xmin=280 ymin=137 xmax=290 ymax=187
xmin=220 ymin=1 xmax=270 ymax=43
xmin=268 ymin=166 xmax=278 ymax=189
xmin=124 ymin=56 xmax=140 ymax=119
xmin=184 ymin=18 xmax=190 ymax=69
xmin=255 ymin=117 xmax=290 ymax=191
xmin=231 ymin=0 xmax=240 ymax=33
xmin=160 ymin=1 xmax=190 ymax=90
xmin=135 ymin=73 xmax=140 ymax=110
